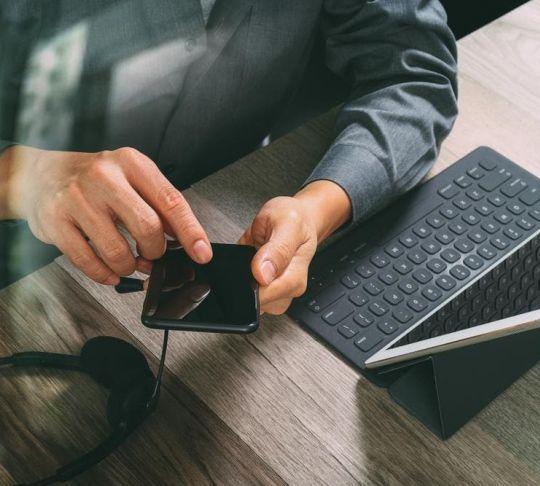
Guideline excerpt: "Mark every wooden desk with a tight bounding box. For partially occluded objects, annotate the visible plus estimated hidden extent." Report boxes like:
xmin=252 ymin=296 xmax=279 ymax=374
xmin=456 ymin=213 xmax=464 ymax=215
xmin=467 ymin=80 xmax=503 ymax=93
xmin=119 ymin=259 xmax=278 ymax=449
xmin=1 ymin=3 xmax=539 ymax=484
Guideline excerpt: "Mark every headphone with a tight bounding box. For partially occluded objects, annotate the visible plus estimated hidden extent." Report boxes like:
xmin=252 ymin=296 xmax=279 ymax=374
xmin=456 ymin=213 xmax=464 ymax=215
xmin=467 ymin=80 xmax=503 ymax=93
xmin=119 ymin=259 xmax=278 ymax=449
xmin=1 ymin=297 xmax=169 ymax=485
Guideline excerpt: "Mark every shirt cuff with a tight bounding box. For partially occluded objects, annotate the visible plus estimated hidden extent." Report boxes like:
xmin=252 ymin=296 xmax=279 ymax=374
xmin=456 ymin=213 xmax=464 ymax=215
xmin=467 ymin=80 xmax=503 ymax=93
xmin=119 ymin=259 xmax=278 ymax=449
xmin=304 ymin=143 xmax=394 ymax=224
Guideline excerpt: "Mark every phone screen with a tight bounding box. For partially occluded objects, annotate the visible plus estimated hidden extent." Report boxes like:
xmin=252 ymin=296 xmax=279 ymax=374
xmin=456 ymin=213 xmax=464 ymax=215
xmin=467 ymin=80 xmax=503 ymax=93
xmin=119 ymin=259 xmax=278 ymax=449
xmin=142 ymin=243 xmax=259 ymax=333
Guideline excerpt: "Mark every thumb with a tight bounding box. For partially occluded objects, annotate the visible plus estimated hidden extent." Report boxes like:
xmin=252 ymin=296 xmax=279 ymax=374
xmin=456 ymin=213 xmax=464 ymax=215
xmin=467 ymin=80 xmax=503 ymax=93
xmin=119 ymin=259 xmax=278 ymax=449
xmin=251 ymin=218 xmax=303 ymax=286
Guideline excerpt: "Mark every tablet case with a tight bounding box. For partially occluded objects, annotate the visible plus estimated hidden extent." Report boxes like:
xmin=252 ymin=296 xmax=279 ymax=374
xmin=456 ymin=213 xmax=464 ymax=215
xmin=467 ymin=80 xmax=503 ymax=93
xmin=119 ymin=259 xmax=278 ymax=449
xmin=362 ymin=327 xmax=540 ymax=439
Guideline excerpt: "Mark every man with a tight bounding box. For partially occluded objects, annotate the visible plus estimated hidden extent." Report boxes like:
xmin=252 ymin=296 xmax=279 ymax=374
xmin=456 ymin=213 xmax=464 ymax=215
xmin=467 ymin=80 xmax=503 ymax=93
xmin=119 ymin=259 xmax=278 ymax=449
xmin=0 ymin=0 xmax=458 ymax=314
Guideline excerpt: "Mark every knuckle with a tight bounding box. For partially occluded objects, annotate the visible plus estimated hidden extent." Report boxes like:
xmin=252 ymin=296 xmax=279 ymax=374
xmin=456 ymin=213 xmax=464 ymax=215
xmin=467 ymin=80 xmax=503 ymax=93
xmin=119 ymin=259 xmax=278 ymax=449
xmin=70 ymin=251 xmax=93 ymax=270
xmin=158 ymin=185 xmax=186 ymax=213
xmin=101 ymin=242 xmax=129 ymax=263
xmin=293 ymin=278 xmax=308 ymax=298
xmin=115 ymin=146 xmax=142 ymax=161
xmin=286 ymin=207 xmax=302 ymax=223
xmin=138 ymin=212 xmax=163 ymax=237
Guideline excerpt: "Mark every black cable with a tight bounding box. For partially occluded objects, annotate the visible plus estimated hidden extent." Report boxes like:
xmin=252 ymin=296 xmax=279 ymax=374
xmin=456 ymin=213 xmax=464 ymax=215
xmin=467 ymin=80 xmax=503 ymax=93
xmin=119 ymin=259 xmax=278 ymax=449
xmin=150 ymin=330 xmax=169 ymax=404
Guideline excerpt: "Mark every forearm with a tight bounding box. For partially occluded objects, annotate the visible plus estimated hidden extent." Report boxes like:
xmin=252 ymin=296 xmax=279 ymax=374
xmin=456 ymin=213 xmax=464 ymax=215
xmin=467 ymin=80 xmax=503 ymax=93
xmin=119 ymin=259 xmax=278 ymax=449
xmin=294 ymin=180 xmax=352 ymax=243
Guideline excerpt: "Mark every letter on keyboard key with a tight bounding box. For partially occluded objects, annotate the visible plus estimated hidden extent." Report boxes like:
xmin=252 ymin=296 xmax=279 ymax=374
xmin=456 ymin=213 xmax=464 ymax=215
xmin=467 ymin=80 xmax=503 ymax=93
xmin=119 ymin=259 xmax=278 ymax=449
xmin=338 ymin=322 xmax=360 ymax=339
xmin=436 ymin=275 xmax=456 ymax=291
xmin=355 ymin=333 xmax=383 ymax=352
xmin=408 ymin=297 xmax=428 ymax=312
xmin=322 ymin=304 xmax=354 ymax=326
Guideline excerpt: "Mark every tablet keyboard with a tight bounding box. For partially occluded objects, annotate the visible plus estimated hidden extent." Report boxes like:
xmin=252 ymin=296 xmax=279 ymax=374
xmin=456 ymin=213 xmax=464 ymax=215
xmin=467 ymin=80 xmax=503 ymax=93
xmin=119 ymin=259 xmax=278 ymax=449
xmin=288 ymin=147 xmax=540 ymax=369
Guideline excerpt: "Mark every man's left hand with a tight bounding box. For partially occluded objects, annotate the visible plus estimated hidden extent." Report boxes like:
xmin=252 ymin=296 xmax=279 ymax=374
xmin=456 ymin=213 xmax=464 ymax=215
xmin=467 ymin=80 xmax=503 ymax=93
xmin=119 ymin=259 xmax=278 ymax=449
xmin=239 ymin=196 xmax=318 ymax=315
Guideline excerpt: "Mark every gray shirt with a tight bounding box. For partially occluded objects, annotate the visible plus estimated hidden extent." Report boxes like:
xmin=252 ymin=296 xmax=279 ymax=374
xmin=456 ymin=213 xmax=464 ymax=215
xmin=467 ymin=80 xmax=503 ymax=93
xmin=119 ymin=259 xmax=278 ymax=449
xmin=0 ymin=0 xmax=458 ymax=224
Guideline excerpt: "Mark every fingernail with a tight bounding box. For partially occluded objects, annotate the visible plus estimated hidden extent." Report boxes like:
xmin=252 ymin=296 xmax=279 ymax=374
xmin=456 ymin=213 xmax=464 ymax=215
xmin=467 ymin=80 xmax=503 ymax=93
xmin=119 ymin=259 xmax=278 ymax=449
xmin=193 ymin=240 xmax=212 ymax=263
xmin=260 ymin=260 xmax=277 ymax=285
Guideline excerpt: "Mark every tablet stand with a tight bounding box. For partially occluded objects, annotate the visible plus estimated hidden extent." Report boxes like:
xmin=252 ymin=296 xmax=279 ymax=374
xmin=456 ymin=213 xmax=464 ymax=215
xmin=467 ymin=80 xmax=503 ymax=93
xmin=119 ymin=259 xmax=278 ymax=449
xmin=362 ymin=327 xmax=540 ymax=439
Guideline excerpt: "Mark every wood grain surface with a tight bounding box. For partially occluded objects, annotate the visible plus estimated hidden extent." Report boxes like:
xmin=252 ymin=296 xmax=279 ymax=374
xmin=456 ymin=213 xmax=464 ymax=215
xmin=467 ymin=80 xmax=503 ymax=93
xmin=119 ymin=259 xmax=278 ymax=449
xmin=1 ymin=2 xmax=539 ymax=485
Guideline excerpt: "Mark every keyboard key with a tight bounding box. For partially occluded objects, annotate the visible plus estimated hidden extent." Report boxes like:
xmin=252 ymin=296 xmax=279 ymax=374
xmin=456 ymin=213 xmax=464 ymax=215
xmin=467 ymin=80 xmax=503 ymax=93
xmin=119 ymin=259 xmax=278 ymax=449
xmin=450 ymin=265 xmax=470 ymax=280
xmin=349 ymin=291 xmax=369 ymax=307
xmin=322 ymin=304 xmax=354 ymax=325
xmin=421 ymin=240 xmax=441 ymax=255
xmin=478 ymin=168 xmax=512 ymax=191
xmin=479 ymin=159 xmax=497 ymax=171
xmin=399 ymin=279 xmax=419 ymax=295
xmin=379 ymin=270 xmax=399 ymax=285
xmin=394 ymin=260 xmax=413 ymax=275
xmin=341 ymin=274 xmax=360 ymax=289
xmin=355 ymin=263 xmax=375 ymax=278
xmin=393 ymin=308 xmax=413 ymax=323
xmin=482 ymin=221 xmax=500 ymax=234
xmin=307 ymin=287 xmax=345 ymax=312
xmin=437 ymin=231 xmax=456 ymax=245
xmin=453 ymin=197 xmax=471 ymax=210
xmin=455 ymin=238 xmax=474 ymax=253
xmin=467 ymin=167 xmax=485 ymax=180
xmin=400 ymin=234 xmax=419 ymax=248
xmin=464 ymin=254 xmax=484 ymax=270
xmin=516 ymin=217 xmax=535 ymax=231
xmin=488 ymin=194 xmax=506 ymax=207
xmin=355 ymin=333 xmax=383 ymax=352
xmin=413 ymin=225 xmax=432 ymax=238
xmin=426 ymin=215 xmax=445 ymax=229
xmin=507 ymin=202 xmax=525 ymax=215
xmin=338 ymin=322 xmax=360 ymax=339
xmin=462 ymin=211 xmax=480 ymax=225
xmin=353 ymin=311 xmax=373 ymax=327
xmin=370 ymin=254 xmax=390 ymax=268
xmin=449 ymin=221 xmax=467 ymax=235
xmin=427 ymin=258 xmax=447 ymax=274
xmin=438 ymin=183 xmax=460 ymax=199
xmin=504 ymin=226 xmax=522 ymax=240
xmin=408 ymin=297 xmax=428 ymax=312
xmin=478 ymin=245 xmax=497 ymax=260
xmin=412 ymin=269 xmax=433 ymax=284
xmin=364 ymin=281 xmax=384 ymax=296
xmin=466 ymin=188 xmax=484 ymax=201
xmin=422 ymin=286 xmax=442 ymax=302
xmin=519 ymin=186 xmax=540 ymax=205
xmin=529 ymin=209 xmax=540 ymax=221
xmin=384 ymin=290 xmax=404 ymax=305
xmin=378 ymin=319 xmax=399 ymax=335
xmin=468 ymin=230 xmax=487 ymax=244
xmin=440 ymin=205 xmax=459 ymax=219
xmin=501 ymin=178 xmax=527 ymax=197
xmin=455 ymin=175 xmax=472 ymax=188
xmin=385 ymin=243 xmax=404 ymax=258
xmin=494 ymin=211 xmax=512 ymax=225
xmin=408 ymin=249 xmax=428 ymax=264
xmin=436 ymin=275 xmax=457 ymax=291
xmin=369 ymin=301 xmax=389 ymax=316
xmin=441 ymin=248 xmax=460 ymax=263
xmin=475 ymin=203 xmax=494 ymax=216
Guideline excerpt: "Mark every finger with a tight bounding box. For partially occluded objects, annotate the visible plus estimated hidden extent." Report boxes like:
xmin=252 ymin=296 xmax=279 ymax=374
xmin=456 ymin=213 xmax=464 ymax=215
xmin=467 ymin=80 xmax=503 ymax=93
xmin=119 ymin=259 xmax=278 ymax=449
xmin=70 ymin=198 xmax=136 ymax=276
xmin=107 ymin=180 xmax=167 ymax=261
xmin=120 ymin=149 xmax=212 ymax=264
xmin=258 ymin=257 xmax=309 ymax=305
xmin=261 ymin=298 xmax=292 ymax=315
xmin=251 ymin=217 xmax=307 ymax=286
xmin=55 ymin=223 xmax=119 ymax=285
xmin=136 ymin=256 xmax=153 ymax=275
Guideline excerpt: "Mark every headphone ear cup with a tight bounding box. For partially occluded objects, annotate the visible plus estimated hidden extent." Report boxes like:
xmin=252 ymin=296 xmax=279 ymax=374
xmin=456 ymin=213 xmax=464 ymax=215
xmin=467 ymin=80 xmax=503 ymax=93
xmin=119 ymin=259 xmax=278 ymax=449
xmin=107 ymin=377 xmax=155 ymax=429
xmin=81 ymin=336 xmax=153 ymax=390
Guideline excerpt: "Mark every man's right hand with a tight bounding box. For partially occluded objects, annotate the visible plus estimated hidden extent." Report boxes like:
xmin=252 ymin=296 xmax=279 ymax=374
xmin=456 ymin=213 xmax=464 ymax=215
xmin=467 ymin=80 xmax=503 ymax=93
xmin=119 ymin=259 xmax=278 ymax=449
xmin=2 ymin=145 xmax=212 ymax=285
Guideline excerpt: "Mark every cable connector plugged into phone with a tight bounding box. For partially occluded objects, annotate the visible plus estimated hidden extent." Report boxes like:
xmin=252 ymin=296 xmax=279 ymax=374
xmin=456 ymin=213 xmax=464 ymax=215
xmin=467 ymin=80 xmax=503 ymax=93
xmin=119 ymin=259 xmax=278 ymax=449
xmin=115 ymin=277 xmax=147 ymax=294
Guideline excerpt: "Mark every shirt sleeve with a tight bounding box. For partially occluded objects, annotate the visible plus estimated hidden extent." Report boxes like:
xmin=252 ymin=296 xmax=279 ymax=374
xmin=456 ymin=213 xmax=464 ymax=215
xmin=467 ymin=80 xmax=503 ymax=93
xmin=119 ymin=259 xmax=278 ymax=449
xmin=306 ymin=0 xmax=458 ymax=224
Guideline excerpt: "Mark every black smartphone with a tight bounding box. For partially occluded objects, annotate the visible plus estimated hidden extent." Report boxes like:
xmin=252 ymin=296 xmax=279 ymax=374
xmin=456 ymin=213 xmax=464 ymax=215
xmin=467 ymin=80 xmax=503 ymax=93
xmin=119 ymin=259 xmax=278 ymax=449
xmin=142 ymin=243 xmax=259 ymax=333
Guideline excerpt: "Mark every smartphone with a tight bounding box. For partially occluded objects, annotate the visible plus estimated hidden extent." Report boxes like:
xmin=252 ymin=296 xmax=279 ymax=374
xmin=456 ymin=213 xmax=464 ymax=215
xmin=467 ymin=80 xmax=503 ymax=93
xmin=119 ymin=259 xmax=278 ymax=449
xmin=142 ymin=243 xmax=259 ymax=333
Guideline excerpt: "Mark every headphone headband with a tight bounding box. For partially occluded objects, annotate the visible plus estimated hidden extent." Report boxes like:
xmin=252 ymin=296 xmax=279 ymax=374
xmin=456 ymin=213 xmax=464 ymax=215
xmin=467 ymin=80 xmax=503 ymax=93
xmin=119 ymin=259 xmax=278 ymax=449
xmin=1 ymin=352 xmax=83 ymax=372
